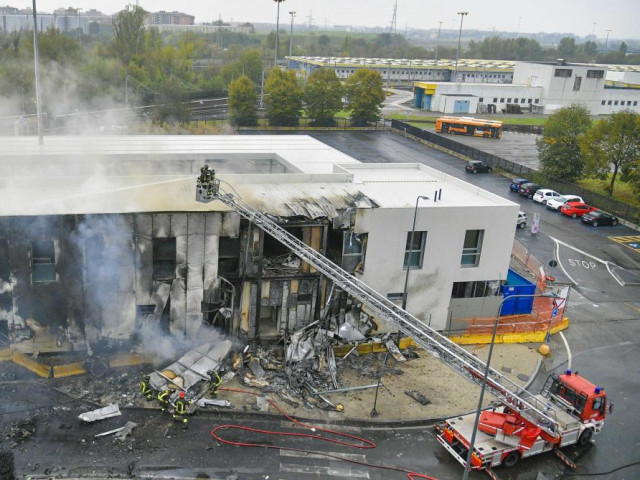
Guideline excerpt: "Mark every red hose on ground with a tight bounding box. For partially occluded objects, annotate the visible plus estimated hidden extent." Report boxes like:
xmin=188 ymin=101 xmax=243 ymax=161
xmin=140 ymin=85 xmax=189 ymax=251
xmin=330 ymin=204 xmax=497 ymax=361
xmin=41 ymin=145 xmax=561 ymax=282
xmin=210 ymin=387 xmax=439 ymax=480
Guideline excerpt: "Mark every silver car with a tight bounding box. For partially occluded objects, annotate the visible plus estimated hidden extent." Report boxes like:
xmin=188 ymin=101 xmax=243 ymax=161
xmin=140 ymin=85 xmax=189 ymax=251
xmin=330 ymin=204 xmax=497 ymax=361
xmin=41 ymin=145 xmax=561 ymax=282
xmin=546 ymin=195 xmax=584 ymax=211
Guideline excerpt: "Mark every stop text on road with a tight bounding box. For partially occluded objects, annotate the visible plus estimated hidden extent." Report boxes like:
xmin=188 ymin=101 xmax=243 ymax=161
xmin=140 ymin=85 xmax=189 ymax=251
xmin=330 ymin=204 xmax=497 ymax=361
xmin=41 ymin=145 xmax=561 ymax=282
xmin=567 ymin=259 xmax=597 ymax=269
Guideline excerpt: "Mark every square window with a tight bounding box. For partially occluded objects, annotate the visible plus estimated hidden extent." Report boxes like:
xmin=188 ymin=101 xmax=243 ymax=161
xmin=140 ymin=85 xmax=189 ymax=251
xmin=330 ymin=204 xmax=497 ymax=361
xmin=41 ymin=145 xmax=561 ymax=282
xmin=521 ymin=98 xmax=525 ymax=103
xmin=601 ymin=100 xmax=606 ymax=105
xmin=528 ymin=99 xmax=533 ymax=103
xmin=153 ymin=238 xmax=176 ymax=280
xmin=403 ymin=231 xmax=427 ymax=270
xmin=31 ymin=239 xmax=56 ymax=283
xmin=479 ymin=97 xmax=484 ymax=103
xmin=493 ymin=97 xmax=498 ymax=102
xmin=507 ymin=98 xmax=512 ymax=103
xmin=628 ymin=101 xmax=632 ymax=106
xmin=500 ymin=98 xmax=505 ymax=103
xmin=614 ymin=100 xmax=618 ymax=105
xmin=535 ymin=99 xmax=539 ymax=104
xmin=461 ymin=230 xmax=484 ymax=267
xmin=608 ymin=100 xmax=612 ymax=105
xmin=634 ymin=101 xmax=638 ymax=106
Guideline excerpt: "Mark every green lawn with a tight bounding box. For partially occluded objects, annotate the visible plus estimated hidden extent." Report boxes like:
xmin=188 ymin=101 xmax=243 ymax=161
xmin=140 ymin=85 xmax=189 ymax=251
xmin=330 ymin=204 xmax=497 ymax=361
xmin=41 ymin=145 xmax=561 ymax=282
xmin=577 ymin=176 xmax=640 ymax=208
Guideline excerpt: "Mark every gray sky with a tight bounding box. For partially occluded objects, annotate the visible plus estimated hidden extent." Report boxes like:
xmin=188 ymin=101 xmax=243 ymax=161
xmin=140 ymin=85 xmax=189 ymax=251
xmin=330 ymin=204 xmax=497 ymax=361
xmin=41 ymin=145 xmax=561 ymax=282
xmin=13 ymin=0 xmax=638 ymax=39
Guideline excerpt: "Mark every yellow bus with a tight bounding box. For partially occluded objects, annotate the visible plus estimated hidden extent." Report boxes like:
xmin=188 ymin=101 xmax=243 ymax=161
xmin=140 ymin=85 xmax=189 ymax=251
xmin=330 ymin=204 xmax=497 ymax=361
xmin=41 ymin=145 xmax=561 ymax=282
xmin=435 ymin=116 xmax=503 ymax=139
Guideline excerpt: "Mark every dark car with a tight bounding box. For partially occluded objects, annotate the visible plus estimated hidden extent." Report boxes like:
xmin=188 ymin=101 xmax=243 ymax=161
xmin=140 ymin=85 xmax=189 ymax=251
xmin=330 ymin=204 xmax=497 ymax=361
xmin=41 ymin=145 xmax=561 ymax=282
xmin=518 ymin=183 xmax=542 ymax=199
xmin=465 ymin=161 xmax=492 ymax=174
xmin=510 ymin=178 xmax=529 ymax=193
xmin=581 ymin=210 xmax=619 ymax=227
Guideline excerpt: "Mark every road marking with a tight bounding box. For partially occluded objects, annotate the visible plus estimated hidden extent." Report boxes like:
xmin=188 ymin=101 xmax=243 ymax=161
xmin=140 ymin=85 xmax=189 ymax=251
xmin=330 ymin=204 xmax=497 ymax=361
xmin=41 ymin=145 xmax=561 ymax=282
xmin=549 ymin=236 xmax=625 ymax=287
xmin=280 ymin=450 xmax=367 ymax=461
xmin=609 ymin=235 xmax=640 ymax=253
xmin=559 ymin=331 xmax=572 ymax=371
xmin=279 ymin=463 xmax=370 ymax=478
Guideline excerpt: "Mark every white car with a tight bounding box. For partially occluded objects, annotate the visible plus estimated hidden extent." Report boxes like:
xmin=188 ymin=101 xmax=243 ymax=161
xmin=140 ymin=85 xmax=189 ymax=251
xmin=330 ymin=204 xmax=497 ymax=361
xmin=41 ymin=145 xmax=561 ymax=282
xmin=533 ymin=189 xmax=561 ymax=205
xmin=517 ymin=211 xmax=527 ymax=229
xmin=546 ymin=194 xmax=585 ymax=211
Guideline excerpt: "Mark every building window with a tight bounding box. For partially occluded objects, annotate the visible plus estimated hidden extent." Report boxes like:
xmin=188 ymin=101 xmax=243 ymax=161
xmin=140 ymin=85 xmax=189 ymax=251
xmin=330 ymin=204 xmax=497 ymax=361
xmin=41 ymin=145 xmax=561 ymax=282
xmin=628 ymin=101 xmax=632 ymax=106
xmin=479 ymin=97 xmax=484 ymax=103
xmin=493 ymin=97 xmax=498 ymax=102
xmin=31 ymin=239 xmax=56 ymax=283
xmin=573 ymin=76 xmax=582 ymax=91
xmin=500 ymin=98 xmax=505 ymax=103
xmin=403 ymin=231 xmax=427 ymax=270
xmin=608 ymin=100 xmax=612 ymax=105
xmin=635 ymin=101 xmax=638 ymax=106
xmin=507 ymin=98 xmax=512 ymax=103
xmin=601 ymin=100 xmax=606 ymax=105
xmin=614 ymin=100 xmax=618 ymax=105
xmin=587 ymin=70 xmax=604 ymax=79
xmin=343 ymin=232 xmax=367 ymax=273
xmin=554 ymin=68 xmax=573 ymax=78
xmin=535 ymin=99 xmax=540 ymax=104
xmin=461 ymin=230 xmax=484 ymax=267
xmin=528 ymin=99 xmax=533 ymax=103
xmin=153 ymin=238 xmax=176 ymax=280
xmin=218 ymin=237 xmax=240 ymax=275
xmin=451 ymin=280 xmax=500 ymax=299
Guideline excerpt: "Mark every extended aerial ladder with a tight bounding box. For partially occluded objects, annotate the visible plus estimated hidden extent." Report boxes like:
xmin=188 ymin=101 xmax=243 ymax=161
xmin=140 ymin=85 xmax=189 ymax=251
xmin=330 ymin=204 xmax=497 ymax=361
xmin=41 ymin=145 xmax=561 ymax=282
xmin=196 ymin=167 xmax=560 ymax=437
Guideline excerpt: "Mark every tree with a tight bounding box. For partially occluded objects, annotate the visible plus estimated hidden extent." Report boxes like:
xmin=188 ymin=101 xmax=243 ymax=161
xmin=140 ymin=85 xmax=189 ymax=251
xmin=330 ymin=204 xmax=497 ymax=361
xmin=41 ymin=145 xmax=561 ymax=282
xmin=318 ymin=35 xmax=331 ymax=56
xmin=228 ymin=75 xmax=258 ymax=126
xmin=581 ymin=110 xmax=640 ymax=196
xmin=536 ymin=104 xmax=592 ymax=182
xmin=304 ymin=68 xmax=343 ymax=126
xmin=264 ymin=67 xmax=302 ymax=126
xmin=557 ymin=37 xmax=577 ymax=60
xmin=112 ymin=4 xmax=147 ymax=66
xmin=344 ymin=69 xmax=385 ymax=126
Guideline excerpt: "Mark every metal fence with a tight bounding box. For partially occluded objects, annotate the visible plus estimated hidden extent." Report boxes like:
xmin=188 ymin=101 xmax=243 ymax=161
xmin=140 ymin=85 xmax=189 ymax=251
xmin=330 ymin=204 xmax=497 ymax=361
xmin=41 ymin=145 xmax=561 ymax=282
xmin=391 ymin=119 xmax=640 ymax=225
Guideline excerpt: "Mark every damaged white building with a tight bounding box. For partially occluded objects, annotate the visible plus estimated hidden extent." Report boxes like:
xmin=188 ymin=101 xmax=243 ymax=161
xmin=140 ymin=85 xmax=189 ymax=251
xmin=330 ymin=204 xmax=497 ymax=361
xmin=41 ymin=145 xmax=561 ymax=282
xmin=0 ymin=135 xmax=519 ymax=353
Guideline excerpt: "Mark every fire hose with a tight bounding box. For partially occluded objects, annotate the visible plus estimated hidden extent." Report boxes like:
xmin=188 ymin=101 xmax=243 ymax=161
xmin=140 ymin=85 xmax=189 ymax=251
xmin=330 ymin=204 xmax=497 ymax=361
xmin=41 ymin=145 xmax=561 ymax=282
xmin=210 ymin=387 xmax=439 ymax=480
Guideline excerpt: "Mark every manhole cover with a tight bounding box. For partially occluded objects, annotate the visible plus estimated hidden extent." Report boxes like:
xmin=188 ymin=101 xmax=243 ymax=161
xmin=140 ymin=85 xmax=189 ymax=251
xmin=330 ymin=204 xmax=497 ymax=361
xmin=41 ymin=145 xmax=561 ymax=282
xmin=517 ymin=373 xmax=530 ymax=382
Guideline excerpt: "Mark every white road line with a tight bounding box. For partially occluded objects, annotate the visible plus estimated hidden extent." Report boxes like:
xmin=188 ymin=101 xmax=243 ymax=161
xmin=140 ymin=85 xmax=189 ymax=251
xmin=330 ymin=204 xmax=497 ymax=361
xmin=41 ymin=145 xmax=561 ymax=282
xmin=279 ymin=449 xmax=367 ymax=461
xmin=551 ymin=237 xmax=577 ymax=285
xmin=605 ymin=262 xmax=626 ymax=287
xmin=559 ymin=331 xmax=572 ymax=371
xmin=279 ymin=464 xmax=370 ymax=478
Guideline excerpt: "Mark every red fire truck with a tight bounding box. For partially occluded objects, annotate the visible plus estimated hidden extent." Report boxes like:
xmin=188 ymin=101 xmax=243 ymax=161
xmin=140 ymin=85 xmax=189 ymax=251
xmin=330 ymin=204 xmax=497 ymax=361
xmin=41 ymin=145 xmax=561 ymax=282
xmin=436 ymin=370 xmax=611 ymax=473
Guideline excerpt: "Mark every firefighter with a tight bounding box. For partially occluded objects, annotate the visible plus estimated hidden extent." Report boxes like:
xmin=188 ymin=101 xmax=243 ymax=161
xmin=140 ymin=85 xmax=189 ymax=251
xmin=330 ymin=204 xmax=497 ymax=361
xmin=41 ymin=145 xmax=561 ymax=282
xmin=140 ymin=375 xmax=153 ymax=400
xmin=210 ymin=371 xmax=222 ymax=397
xmin=172 ymin=391 xmax=189 ymax=424
xmin=157 ymin=389 xmax=170 ymax=411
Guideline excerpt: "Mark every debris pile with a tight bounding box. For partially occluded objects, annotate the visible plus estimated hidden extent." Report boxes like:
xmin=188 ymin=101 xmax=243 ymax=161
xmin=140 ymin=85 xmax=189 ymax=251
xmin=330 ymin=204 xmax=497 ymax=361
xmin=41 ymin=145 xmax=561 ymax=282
xmin=5 ymin=418 xmax=36 ymax=447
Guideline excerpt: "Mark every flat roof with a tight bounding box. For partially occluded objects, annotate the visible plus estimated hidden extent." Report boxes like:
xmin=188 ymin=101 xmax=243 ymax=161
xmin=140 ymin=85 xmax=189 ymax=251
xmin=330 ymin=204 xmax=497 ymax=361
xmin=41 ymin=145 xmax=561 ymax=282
xmin=0 ymin=135 xmax=517 ymax=217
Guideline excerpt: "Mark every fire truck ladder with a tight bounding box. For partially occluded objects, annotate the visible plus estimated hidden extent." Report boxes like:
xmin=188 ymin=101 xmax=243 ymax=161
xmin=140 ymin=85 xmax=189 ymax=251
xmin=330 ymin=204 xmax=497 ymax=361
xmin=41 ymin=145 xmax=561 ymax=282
xmin=203 ymin=178 xmax=560 ymax=436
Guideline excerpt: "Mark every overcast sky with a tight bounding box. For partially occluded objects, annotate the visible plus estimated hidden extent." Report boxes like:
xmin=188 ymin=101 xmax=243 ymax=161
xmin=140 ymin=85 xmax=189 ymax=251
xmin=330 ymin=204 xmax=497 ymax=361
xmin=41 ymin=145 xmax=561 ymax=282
xmin=11 ymin=0 xmax=638 ymax=39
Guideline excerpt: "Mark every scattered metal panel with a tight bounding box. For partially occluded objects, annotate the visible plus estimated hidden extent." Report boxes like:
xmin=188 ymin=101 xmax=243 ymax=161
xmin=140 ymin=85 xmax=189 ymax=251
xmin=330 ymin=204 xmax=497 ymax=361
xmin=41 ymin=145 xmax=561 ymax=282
xmin=187 ymin=214 xmax=205 ymax=320
xmin=171 ymin=214 xmax=188 ymax=237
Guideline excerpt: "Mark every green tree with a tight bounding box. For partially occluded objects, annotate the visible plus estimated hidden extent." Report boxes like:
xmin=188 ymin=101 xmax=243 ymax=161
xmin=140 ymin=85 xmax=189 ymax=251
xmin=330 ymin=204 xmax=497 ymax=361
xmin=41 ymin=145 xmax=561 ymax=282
xmin=344 ymin=68 xmax=385 ymax=126
xmin=581 ymin=110 xmax=640 ymax=196
xmin=582 ymin=40 xmax=598 ymax=58
xmin=318 ymin=34 xmax=331 ymax=56
xmin=557 ymin=37 xmax=577 ymax=60
xmin=536 ymin=104 xmax=592 ymax=182
xmin=304 ymin=68 xmax=343 ymax=126
xmin=264 ymin=67 xmax=302 ymax=126
xmin=228 ymin=75 xmax=258 ymax=126
xmin=112 ymin=4 xmax=147 ymax=66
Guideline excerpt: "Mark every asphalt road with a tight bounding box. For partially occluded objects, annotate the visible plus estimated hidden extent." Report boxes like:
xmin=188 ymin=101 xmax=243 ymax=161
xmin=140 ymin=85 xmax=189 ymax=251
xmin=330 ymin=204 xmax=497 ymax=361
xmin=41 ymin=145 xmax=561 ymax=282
xmin=3 ymin=130 xmax=639 ymax=479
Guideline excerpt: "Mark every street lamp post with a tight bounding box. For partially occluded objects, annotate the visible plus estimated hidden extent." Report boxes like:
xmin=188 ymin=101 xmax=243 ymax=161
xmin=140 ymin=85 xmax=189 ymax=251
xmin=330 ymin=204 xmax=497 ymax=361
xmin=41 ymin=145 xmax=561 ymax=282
xmin=517 ymin=16 xmax=522 ymax=37
xmin=401 ymin=196 xmax=429 ymax=310
xmin=461 ymin=291 xmax=558 ymax=480
xmin=274 ymin=0 xmax=285 ymax=67
xmin=454 ymin=12 xmax=468 ymax=83
xmin=31 ymin=0 xmax=43 ymax=145
xmin=435 ymin=21 xmax=443 ymax=61
xmin=605 ymin=29 xmax=612 ymax=53
xmin=288 ymin=11 xmax=296 ymax=59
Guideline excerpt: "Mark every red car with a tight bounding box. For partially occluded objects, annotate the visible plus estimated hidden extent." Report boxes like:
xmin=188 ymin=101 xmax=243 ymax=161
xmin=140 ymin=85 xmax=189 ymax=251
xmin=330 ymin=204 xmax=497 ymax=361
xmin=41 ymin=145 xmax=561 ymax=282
xmin=560 ymin=202 xmax=597 ymax=218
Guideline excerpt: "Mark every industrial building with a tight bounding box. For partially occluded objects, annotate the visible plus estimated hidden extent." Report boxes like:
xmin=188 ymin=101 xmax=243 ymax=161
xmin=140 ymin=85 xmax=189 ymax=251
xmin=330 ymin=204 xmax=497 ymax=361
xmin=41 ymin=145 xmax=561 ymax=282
xmin=0 ymin=7 xmax=109 ymax=34
xmin=413 ymin=60 xmax=640 ymax=115
xmin=0 ymin=135 xmax=518 ymax=354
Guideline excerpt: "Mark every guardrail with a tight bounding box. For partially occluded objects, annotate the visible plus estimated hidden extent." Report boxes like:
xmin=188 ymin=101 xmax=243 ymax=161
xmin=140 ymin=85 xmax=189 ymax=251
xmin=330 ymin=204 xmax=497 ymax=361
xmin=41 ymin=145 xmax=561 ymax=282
xmin=390 ymin=119 xmax=640 ymax=226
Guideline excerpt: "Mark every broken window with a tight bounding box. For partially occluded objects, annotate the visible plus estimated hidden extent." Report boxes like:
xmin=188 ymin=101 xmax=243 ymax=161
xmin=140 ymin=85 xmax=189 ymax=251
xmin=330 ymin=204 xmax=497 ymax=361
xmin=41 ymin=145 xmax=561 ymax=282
xmin=31 ymin=239 xmax=56 ymax=283
xmin=218 ymin=237 xmax=240 ymax=275
xmin=404 ymin=231 xmax=427 ymax=270
xmin=153 ymin=238 xmax=176 ymax=280
xmin=573 ymin=76 xmax=582 ymax=91
xmin=342 ymin=232 xmax=367 ymax=273
xmin=451 ymin=280 xmax=500 ymax=299
xmin=461 ymin=230 xmax=484 ymax=267
xmin=263 ymin=227 xmax=303 ymax=257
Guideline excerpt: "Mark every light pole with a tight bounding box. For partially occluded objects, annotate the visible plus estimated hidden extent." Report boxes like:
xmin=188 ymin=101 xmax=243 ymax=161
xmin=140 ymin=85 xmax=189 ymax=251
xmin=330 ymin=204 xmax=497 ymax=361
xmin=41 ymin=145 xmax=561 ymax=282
xmin=592 ymin=22 xmax=597 ymax=37
xmin=31 ymin=0 xmax=43 ymax=145
xmin=517 ymin=16 xmax=522 ymax=37
xmin=462 ymin=291 xmax=559 ymax=480
xmin=435 ymin=20 xmax=443 ymax=60
xmin=288 ymin=11 xmax=296 ymax=59
xmin=454 ymin=11 xmax=468 ymax=83
xmin=401 ymin=195 xmax=429 ymax=310
xmin=605 ymin=29 xmax=612 ymax=53
xmin=274 ymin=0 xmax=285 ymax=67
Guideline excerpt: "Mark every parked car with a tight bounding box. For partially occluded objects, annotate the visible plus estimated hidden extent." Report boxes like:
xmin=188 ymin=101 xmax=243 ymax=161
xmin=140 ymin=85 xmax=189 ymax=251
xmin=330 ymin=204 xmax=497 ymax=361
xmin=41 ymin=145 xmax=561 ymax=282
xmin=465 ymin=161 xmax=493 ymax=174
xmin=560 ymin=202 xmax=597 ymax=218
xmin=510 ymin=178 xmax=529 ymax=193
xmin=533 ymin=189 xmax=562 ymax=205
xmin=581 ymin=210 xmax=619 ymax=227
xmin=546 ymin=195 xmax=584 ymax=211
xmin=517 ymin=211 xmax=527 ymax=229
xmin=518 ymin=183 xmax=542 ymax=199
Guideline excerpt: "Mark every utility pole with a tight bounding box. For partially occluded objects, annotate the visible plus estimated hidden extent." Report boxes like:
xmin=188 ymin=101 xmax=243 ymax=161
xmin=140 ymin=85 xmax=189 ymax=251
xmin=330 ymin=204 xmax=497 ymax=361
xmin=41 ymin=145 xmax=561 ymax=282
xmin=454 ymin=11 xmax=468 ymax=83
xmin=605 ymin=29 xmax=612 ymax=52
xmin=274 ymin=0 xmax=285 ymax=67
xmin=592 ymin=22 xmax=597 ymax=37
xmin=390 ymin=0 xmax=397 ymax=34
xmin=435 ymin=20 xmax=443 ymax=60
xmin=288 ymin=11 xmax=296 ymax=59
xmin=31 ymin=0 xmax=43 ymax=144
xmin=517 ymin=16 xmax=522 ymax=37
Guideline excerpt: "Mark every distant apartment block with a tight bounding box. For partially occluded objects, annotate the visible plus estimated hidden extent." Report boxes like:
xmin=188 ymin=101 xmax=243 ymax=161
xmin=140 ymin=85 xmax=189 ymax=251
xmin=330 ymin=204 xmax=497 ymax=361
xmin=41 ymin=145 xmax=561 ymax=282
xmin=147 ymin=10 xmax=195 ymax=26
xmin=0 ymin=5 xmax=110 ymax=34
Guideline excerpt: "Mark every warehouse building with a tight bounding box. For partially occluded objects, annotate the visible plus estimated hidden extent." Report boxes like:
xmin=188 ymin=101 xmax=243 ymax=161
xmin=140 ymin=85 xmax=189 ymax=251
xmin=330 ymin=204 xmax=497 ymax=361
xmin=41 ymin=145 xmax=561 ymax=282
xmin=0 ymin=135 xmax=518 ymax=354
